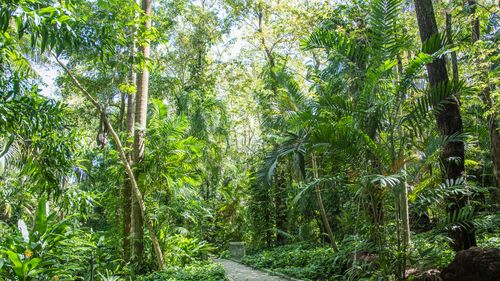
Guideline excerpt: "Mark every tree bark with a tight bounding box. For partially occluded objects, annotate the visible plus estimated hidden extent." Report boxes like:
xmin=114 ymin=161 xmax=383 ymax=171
xmin=414 ymin=0 xmax=476 ymax=251
xmin=468 ymin=1 xmax=480 ymax=43
xmin=132 ymin=0 xmax=152 ymax=263
xmin=119 ymin=92 xmax=126 ymax=131
xmin=123 ymin=67 xmax=136 ymax=261
xmin=53 ymin=53 xmax=165 ymax=269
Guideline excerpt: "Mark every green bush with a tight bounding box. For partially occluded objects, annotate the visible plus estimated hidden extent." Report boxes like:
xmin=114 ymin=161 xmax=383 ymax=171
xmin=242 ymin=242 xmax=338 ymax=280
xmin=0 ymin=197 xmax=95 ymax=280
xmin=137 ymin=262 xmax=227 ymax=281
xmin=163 ymin=235 xmax=216 ymax=266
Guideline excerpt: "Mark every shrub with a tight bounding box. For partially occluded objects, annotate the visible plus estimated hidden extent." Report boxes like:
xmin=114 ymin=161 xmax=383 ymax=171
xmin=242 ymin=242 xmax=337 ymax=280
xmin=137 ymin=262 xmax=227 ymax=281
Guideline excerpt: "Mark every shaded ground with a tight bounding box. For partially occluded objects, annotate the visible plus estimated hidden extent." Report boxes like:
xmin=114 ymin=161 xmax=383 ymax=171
xmin=214 ymin=259 xmax=288 ymax=281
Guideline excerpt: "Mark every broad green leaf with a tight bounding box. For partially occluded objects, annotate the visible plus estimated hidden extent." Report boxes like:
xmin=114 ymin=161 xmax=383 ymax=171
xmin=34 ymin=196 xmax=48 ymax=235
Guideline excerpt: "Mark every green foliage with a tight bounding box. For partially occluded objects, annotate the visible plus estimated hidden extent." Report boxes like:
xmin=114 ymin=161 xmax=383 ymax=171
xmin=0 ymin=197 xmax=94 ymax=280
xmin=243 ymin=243 xmax=337 ymax=280
xmin=0 ymin=90 xmax=77 ymax=194
xmin=163 ymin=235 xmax=215 ymax=266
xmin=137 ymin=262 xmax=227 ymax=281
xmin=242 ymin=239 xmax=380 ymax=281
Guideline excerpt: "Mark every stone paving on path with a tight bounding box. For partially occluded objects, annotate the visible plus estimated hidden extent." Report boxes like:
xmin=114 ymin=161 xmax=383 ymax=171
xmin=214 ymin=259 xmax=289 ymax=281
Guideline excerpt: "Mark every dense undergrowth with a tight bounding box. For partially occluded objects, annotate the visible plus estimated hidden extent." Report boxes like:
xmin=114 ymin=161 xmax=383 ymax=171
xmin=138 ymin=262 xmax=227 ymax=281
xmin=242 ymin=214 xmax=500 ymax=281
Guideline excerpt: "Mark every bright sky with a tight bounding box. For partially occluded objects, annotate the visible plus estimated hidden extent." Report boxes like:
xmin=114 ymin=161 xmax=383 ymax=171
xmin=34 ymin=59 xmax=60 ymax=98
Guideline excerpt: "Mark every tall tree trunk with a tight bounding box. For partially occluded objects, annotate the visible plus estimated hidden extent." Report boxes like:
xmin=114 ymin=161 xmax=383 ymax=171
xmin=414 ymin=0 xmax=476 ymax=251
xmin=132 ymin=0 xmax=152 ymax=263
xmin=312 ymin=154 xmax=338 ymax=251
xmin=124 ymin=0 xmax=139 ymax=262
xmin=123 ymin=67 xmax=136 ymax=261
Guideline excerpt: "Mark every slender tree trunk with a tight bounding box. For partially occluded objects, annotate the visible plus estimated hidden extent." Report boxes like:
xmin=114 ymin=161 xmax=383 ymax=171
xmin=97 ymin=110 xmax=108 ymax=148
xmin=489 ymin=116 xmax=500 ymax=203
xmin=468 ymin=1 xmax=480 ymax=43
xmin=275 ymin=167 xmax=288 ymax=245
xmin=481 ymin=87 xmax=500 ymax=202
xmin=124 ymin=0 xmax=138 ymax=262
xmin=119 ymin=92 xmax=126 ymax=131
xmin=445 ymin=12 xmax=459 ymax=81
xmin=414 ymin=0 xmax=476 ymax=251
xmin=401 ymin=164 xmax=411 ymax=247
xmin=396 ymin=54 xmax=411 ymax=250
xmin=312 ymin=154 xmax=338 ymax=251
xmin=132 ymin=0 xmax=152 ymax=263
xmin=53 ymin=54 xmax=165 ymax=269
xmin=468 ymin=0 xmax=500 ymax=203
xmin=123 ymin=68 xmax=136 ymax=261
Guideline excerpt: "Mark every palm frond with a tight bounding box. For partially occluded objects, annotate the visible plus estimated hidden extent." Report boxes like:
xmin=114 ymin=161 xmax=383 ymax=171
xmin=292 ymin=176 xmax=341 ymax=204
xmin=369 ymin=173 xmax=402 ymax=188
xmin=440 ymin=206 xmax=475 ymax=231
xmin=259 ymin=131 xmax=308 ymax=185
xmin=403 ymin=80 xmax=466 ymax=138
xmin=302 ymin=28 xmax=367 ymax=67
xmin=369 ymin=0 xmax=403 ymax=58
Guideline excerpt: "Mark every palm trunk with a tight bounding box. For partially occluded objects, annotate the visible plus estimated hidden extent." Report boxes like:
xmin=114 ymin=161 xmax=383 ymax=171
xmin=414 ymin=0 xmax=476 ymax=251
xmin=312 ymin=154 xmax=338 ymax=251
xmin=132 ymin=0 xmax=152 ymax=263
xmin=123 ymin=0 xmax=139 ymax=262
xmin=401 ymin=164 xmax=411 ymax=248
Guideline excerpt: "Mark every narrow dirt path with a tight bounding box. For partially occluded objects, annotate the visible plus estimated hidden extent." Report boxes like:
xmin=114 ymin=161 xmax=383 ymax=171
xmin=214 ymin=259 xmax=289 ymax=281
